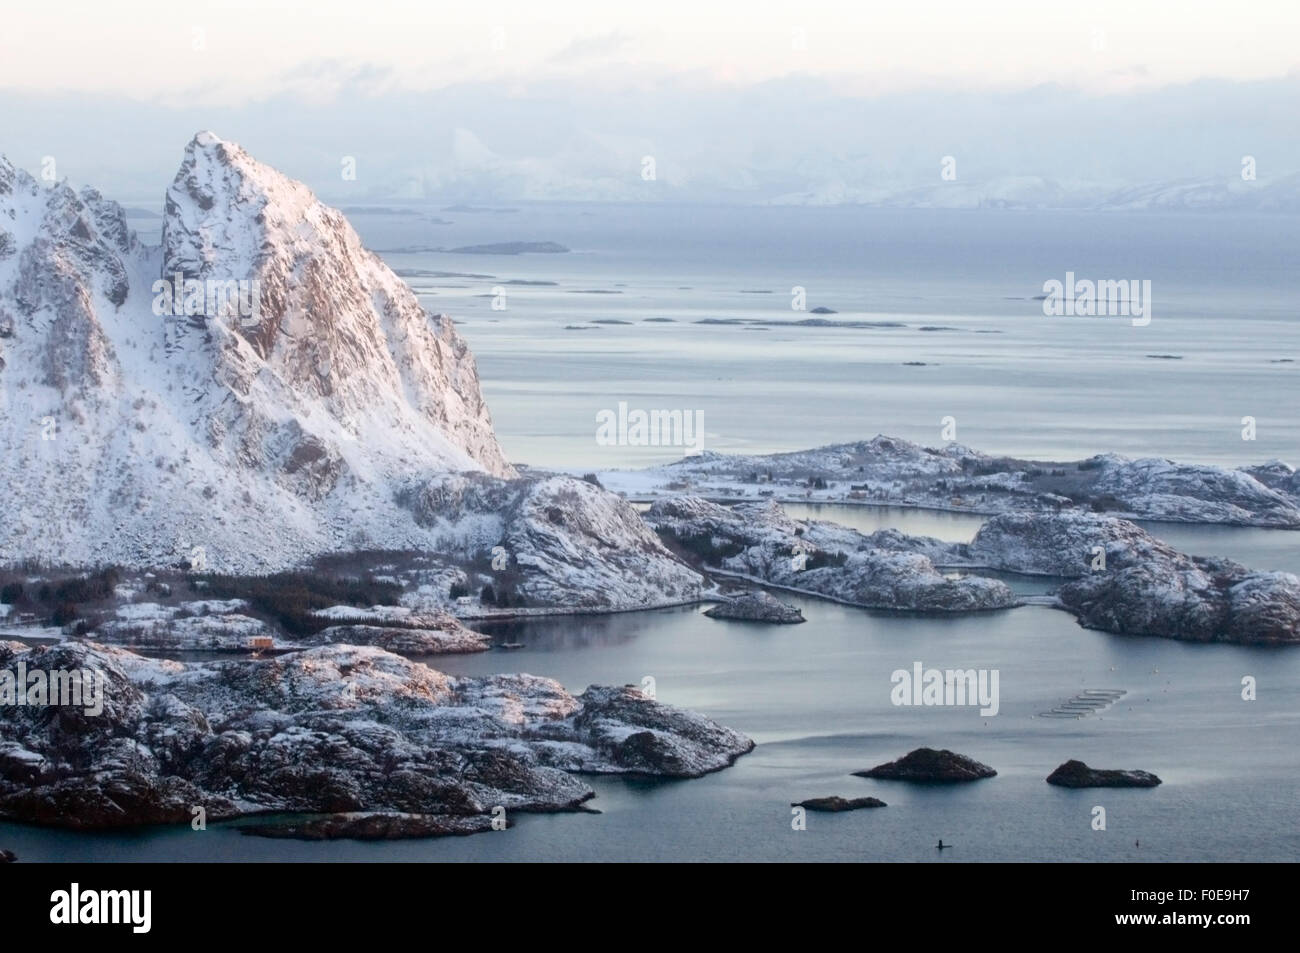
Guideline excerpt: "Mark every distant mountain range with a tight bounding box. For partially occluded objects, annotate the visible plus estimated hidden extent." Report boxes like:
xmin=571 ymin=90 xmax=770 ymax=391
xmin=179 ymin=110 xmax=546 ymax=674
xmin=349 ymin=128 xmax=1300 ymax=210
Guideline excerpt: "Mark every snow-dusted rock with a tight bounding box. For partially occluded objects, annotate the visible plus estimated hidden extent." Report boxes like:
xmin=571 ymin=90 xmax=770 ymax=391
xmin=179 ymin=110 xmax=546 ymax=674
xmin=704 ymin=591 xmax=805 ymax=623
xmin=957 ymin=512 xmax=1300 ymax=644
xmin=962 ymin=511 xmax=1151 ymax=576
xmin=400 ymin=472 xmax=705 ymax=610
xmin=0 ymin=641 xmax=753 ymax=836
xmin=1091 ymin=456 xmax=1300 ymax=527
xmin=1060 ymin=560 xmax=1300 ymax=644
xmin=0 ymin=136 xmax=705 ymax=614
xmin=645 ymin=497 xmax=1016 ymax=612
xmin=304 ymin=604 xmax=491 ymax=653
xmin=308 ymin=621 xmax=490 ymax=655
xmin=97 ymin=612 xmax=275 ymax=650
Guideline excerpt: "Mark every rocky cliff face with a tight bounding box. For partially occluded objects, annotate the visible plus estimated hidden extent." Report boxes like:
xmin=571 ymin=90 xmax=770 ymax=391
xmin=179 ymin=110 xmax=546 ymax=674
xmin=0 ymin=134 xmax=516 ymax=572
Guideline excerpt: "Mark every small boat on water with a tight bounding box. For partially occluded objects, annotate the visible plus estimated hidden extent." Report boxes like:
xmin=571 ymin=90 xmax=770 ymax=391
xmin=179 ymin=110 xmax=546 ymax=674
xmin=499 ymin=641 xmax=525 ymax=650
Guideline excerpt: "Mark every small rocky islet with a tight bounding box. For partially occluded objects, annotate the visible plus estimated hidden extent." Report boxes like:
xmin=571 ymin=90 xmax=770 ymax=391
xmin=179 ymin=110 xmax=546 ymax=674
xmin=1045 ymin=760 xmax=1162 ymax=788
xmin=793 ymin=796 xmax=886 ymax=812
xmin=704 ymin=590 xmax=805 ymax=623
xmin=854 ymin=748 xmax=998 ymax=783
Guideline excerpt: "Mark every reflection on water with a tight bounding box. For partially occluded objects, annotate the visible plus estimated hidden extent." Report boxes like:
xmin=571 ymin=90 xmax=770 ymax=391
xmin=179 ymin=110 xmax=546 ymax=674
xmin=780 ymin=502 xmax=987 ymax=542
xmin=1134 ymin=521 xmax=1300 ymax=575
xmin=446 ymin=609 xmax=676 ymax=654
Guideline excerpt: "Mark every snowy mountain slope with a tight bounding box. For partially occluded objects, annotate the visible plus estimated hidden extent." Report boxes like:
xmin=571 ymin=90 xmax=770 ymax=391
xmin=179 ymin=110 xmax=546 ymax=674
xmin=0 ymin=133 xmax=517 ymax=572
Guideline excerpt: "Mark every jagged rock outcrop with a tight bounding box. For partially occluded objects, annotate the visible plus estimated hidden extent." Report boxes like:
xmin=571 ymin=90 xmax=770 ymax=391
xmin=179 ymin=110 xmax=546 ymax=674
xmin=645 ymin=496 xmax=1016 ymax=612
xmin=853 ymin=748 xmax=997 ymax=783
xmin=0 ymin=640 xmax=753 ymax=837
xmin=1046 ymin=760 xmax=1162 ymax=788
xmin=704 ymin=591 xmax=805 ymax=623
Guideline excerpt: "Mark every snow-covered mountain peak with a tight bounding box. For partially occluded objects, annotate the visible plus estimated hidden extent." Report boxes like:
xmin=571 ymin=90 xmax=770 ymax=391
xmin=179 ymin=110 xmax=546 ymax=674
xmin=0 ymin=134 xmax=516 ymax=571
xmin=163 ymin=131 xmax=314 ymax=283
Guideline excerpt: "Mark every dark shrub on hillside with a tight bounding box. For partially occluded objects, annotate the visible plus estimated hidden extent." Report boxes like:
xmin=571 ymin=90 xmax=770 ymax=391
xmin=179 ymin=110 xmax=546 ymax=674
xmin=805 ymin=550 xmax=848 ymax=570
xmin=193 ymin=572 xmax=403 ymax=637
xmin=0 ymin=582 xmax=22 ymax=604
xmin=483 ymin=583 xmax=524 ymax=608
xmin=657 ymin=528 xmax=745 ymax=565
xmin=1090 ymin=495 xmax=1125 ymax=513
xmin=49 ymin=568 xmax=120 ymax=605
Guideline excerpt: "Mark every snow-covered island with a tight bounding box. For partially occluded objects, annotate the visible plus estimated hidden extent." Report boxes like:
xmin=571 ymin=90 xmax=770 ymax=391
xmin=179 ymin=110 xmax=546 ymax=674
xmin=646 ymin=497 xmax=1016 ymax=613
xmin=591 ymin=435 xmax=1300 ymax=529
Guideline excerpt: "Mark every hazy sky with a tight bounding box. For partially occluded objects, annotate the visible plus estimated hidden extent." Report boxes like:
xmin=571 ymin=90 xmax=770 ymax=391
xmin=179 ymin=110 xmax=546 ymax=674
xmin=2 ymin=1 xmax=1298 ymax=204
xmin=4 ymin=0 xmax=1299 ymax=104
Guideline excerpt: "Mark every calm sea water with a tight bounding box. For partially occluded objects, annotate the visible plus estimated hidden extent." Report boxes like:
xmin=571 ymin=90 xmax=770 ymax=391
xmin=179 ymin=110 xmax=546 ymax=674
xmin=16 ymin=206 xmax=1294 ymax=862
xmin=338 ymin=204 xmax=1297 ymax=470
